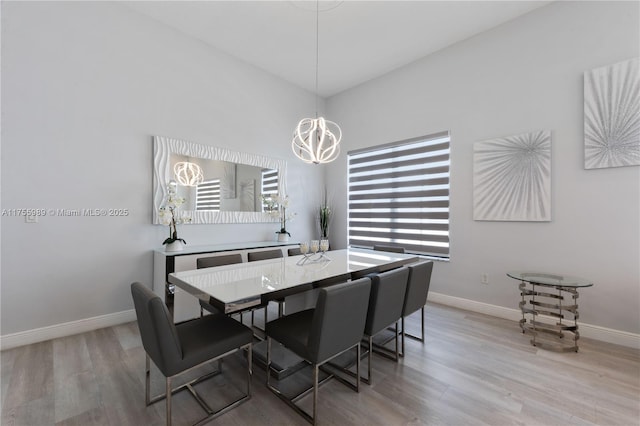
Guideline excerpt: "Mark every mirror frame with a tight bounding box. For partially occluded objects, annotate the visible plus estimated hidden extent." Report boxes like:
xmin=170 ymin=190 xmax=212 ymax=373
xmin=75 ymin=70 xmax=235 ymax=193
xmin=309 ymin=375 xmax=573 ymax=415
xmin=152 ymin=135 xmax=287 ymax=224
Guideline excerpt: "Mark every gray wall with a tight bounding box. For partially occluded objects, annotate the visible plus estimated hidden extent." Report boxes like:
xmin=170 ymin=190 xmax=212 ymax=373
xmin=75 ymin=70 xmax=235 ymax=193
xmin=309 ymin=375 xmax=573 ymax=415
xmin=1 ymin=1 xmax=324 ymax=335
xmin=325 ymin=1 xmax=640 ymax=334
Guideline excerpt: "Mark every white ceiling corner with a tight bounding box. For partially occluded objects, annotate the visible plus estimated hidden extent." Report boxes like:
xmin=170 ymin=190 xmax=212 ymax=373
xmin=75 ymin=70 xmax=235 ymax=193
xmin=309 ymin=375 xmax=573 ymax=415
xmin=122 ymin=1 xmax=553 ymax=98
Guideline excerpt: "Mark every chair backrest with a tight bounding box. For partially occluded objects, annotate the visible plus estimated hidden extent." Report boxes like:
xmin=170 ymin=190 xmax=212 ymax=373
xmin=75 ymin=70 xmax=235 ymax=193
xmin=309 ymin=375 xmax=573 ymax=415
xmin=248 ymin=249 xmax=283 ymax=262
xmin=373 ymin=244 xmax=405 ymax=254
xmin=288 ymin=247 xmax=302 ymax=256
xmin=130 ymin=282 xmax=182 ymax=376
xmin=197 ymin=253 xmax=243 ymax=269
xmin=307 ymin=278 xmax=372 ymax=364
xmin=364 ymin=267 xmax=409 ymax=336
xmin=403 ymin=261 xmax=434 ymax=316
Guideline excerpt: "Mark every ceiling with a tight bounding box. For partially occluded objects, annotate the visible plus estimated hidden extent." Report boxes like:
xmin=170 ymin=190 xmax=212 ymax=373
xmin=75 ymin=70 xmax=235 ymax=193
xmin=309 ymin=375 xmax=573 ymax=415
xmin=122 ymin=1 xmax=552 ymax=97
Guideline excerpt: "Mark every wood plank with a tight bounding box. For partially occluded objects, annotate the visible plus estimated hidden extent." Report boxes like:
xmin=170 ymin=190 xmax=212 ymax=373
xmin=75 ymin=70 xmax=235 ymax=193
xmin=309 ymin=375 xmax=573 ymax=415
xmin=53 ymin=333 xmax=100 ymax=423
xmin=0 ymin=302 xmax=638 ymax=425
xmin=2 ymin=341 xmax=53 ymax=411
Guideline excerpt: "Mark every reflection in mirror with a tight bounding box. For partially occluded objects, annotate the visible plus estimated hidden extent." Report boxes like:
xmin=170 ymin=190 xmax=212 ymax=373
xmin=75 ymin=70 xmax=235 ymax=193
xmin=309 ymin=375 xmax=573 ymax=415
xmin=153 ymin=136 xmax=286 ymax=224
xmin=173 ymin=161 xmax=204 ymax=186
xmin=170 ymin=154 xmax=277 ymax=213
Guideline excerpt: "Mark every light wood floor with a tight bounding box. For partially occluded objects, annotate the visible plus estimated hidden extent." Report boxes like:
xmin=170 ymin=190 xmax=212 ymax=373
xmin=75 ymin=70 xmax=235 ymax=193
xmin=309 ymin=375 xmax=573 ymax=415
xmin=1 ymin=302 xmax=639 ymax=426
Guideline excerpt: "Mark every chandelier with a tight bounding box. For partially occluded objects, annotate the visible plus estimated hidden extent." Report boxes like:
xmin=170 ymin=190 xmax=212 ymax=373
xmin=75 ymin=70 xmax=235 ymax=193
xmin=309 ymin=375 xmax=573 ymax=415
xmin=173 ymin=161 xmax=203 ymax=186
xmin=291 ymin=1 xmax=342 ymax=165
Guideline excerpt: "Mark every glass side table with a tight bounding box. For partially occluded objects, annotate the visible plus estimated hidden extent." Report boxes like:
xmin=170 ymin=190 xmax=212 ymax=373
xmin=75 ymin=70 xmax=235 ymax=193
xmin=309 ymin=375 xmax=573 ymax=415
xmin=507 ymin=272 xmax=593 ymax=352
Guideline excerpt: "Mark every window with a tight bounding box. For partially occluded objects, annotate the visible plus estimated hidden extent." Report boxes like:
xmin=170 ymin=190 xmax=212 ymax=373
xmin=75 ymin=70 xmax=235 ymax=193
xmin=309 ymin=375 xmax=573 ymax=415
xmin=196 ymin=179 xmax=221 ymax=211
xmin=261 ymin=168 xmax=279 ymax=211
xmin=347 ymin=131 xmax=450 ymax=259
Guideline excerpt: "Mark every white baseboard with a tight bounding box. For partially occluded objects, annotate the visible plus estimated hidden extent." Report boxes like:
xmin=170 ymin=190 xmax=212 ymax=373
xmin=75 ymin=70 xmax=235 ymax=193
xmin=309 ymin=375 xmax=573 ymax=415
xmin=429 ymin=292 xmax=640 ymax=349
xmin=0 ymin=309 xmax=136 ymax=351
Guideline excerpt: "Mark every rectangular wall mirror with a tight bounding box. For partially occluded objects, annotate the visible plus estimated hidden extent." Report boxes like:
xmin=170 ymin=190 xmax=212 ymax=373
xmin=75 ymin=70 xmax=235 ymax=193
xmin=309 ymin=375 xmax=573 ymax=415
xmin=152 ymin=136 xmax=286 ymax=224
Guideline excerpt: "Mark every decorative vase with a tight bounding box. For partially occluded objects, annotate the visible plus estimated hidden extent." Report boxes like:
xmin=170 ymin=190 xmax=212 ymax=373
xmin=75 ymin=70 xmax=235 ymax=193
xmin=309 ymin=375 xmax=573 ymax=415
xmin=165 ymin=241 xmax=184 ymax=252
xmin=277 ymin=233 xmax=290 ymax=242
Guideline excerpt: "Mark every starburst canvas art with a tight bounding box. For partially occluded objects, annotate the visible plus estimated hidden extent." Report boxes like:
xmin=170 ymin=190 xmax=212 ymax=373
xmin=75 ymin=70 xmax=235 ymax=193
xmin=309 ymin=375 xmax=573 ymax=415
xmin=474 ymin=130 xmax=551 ymax=221
xmin=584 ymin=58 xmax=640 ymax=169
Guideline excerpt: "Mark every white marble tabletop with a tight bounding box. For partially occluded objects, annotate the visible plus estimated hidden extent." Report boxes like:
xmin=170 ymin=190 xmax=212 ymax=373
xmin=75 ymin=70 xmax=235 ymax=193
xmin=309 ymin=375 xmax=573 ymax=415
xmin=168 ymin=248 xmax=419 ymax=313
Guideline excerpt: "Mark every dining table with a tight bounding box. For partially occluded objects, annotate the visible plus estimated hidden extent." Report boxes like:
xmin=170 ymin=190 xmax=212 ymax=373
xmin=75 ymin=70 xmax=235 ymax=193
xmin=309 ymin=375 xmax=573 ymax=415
xmin=168 ymin=248 xmax=420 ymax=380
xmin=168 ymin=247 xmax=420 ymax=379
xmin=168 ymin=247 xmax=420 ymax=316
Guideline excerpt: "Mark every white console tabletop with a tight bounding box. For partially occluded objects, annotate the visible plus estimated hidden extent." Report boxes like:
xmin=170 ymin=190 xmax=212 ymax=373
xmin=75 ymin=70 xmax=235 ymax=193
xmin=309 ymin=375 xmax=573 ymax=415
xmin=154 ymin=241 xmax=299 ymax=257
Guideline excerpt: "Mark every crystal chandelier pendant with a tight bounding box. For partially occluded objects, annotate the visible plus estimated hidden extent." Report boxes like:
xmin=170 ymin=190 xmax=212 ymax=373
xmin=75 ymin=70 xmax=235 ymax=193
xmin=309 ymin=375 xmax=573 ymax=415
xmin=173 ymin=162 xmax=204 ymax=186
xmin=292 ymin=117 xmax=342 ymax=164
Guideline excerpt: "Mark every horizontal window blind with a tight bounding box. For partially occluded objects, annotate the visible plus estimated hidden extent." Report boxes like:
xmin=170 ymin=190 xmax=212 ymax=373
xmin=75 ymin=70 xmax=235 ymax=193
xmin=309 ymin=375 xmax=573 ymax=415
xmin=196 ymin=179 xmax=221 ymax=211
xmin=261 ymin=169 xmax=278 ymax=194
xmin=261 ymin=168 xmax=279 ymax=211
xmin=348 ymin=132 xmax=450 ymax=258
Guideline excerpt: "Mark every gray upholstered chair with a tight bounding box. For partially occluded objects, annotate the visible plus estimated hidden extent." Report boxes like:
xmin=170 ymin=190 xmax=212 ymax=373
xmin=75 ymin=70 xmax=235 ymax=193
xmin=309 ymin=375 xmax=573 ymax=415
xmin=248 ymin=249 xmax=285 ymax=322
xmin=130 ymin=282 xmax=253 ymax=426
xmin=247 ymin=249 xmax=283 ymax=262
xmin=288 ymin=247 xmax=302 ymax=256
xmin=400 ymin=260 xmax=433 ymax=356
xmin=196 ymin=253 xmax=243 ymax=316
xmin=362 ymin=266 xmax=409 ymax=384
xmin=373 ymin=244 xmax=406 ymax=253
xmin=265 ymin=278 xmax=371 ymax=425
xmin=197 ymin=253 xmax=243 ymax=269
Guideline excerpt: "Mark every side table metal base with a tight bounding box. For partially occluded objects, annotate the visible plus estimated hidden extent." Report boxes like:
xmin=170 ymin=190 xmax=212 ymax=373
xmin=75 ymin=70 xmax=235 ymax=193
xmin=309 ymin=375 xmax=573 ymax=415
xmin=518 ymin=281 xmax=581 ymax=352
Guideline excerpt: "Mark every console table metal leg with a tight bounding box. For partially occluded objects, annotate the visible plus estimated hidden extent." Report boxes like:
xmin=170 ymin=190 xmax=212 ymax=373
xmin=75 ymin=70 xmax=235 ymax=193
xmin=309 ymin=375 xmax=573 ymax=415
xmin=520 ymin=281 xmax=526 ymax=333
xmin=558 ymin=286 xmax=563 ymax=339
xmin=573 ymin=289 xmax=579 ymax=352
xmin=531 ymin=283 xmax=537 ymax=347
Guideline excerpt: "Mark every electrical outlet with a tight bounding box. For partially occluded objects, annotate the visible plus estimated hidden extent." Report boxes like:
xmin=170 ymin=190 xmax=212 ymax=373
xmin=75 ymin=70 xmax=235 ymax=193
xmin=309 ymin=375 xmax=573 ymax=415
xmin=481 ymin=273 xmax=489 ymax=285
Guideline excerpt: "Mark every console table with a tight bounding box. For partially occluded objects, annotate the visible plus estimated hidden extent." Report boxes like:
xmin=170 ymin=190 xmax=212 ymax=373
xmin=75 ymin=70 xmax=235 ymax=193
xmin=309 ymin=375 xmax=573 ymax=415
xmin=153 ymin=241 xmax=299 ymax=322
xmin=507 ymin=271 xmax=593 ymax=352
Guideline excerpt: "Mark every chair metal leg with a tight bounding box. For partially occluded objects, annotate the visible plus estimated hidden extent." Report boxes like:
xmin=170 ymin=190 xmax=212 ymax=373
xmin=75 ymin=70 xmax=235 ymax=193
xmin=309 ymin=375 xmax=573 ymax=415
xmin=144 ymin=344 xmax=252 ymax=426
xmin=404 ymin=306 xmax=426 ymax=343
xmin=367 ymin=335 xmax=373 ymax=384
xmin=145 ymin=355 xmax=152 ymax=405
xmin=401 ymin=316 xmax=406 ymax=357
xmin=394 ymin=321 xmax=399 ymax=361
xmin=337 ymin=336 xmax=371 ymax=385
xmin=356 ymin=343 xmax=361 ymax=392
xmin=264 ymin=306 xmax=268 ymax=328
xmin=266 ymin=344 xmax=359 ymax=424
xmin=312 ymin=365 xmax=319 ymax=425
xmin=371 ymin=321 xmax=401 ymax=362
xmin=266 ymin=337 xmax=272 ymax=386
xmin=422 ymin=306 xmax=425 ymax=340
xmin=247 ymin=343 xmax=253 ymax=397
xmin=166 ymin=376 xmax=172 ymax=426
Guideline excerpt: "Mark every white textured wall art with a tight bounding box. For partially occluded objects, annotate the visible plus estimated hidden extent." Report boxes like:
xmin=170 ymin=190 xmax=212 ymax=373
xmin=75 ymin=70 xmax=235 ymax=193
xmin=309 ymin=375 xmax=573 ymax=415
xmin=474 ymin=130 xmax=551 ymax=221
xmin=240 ymin=180 xmax=256 ymax=212
xmin=584 ymin=58 xmax=640 ymax=169
xmin=221 ymin=163 xmax=236 ymax=199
